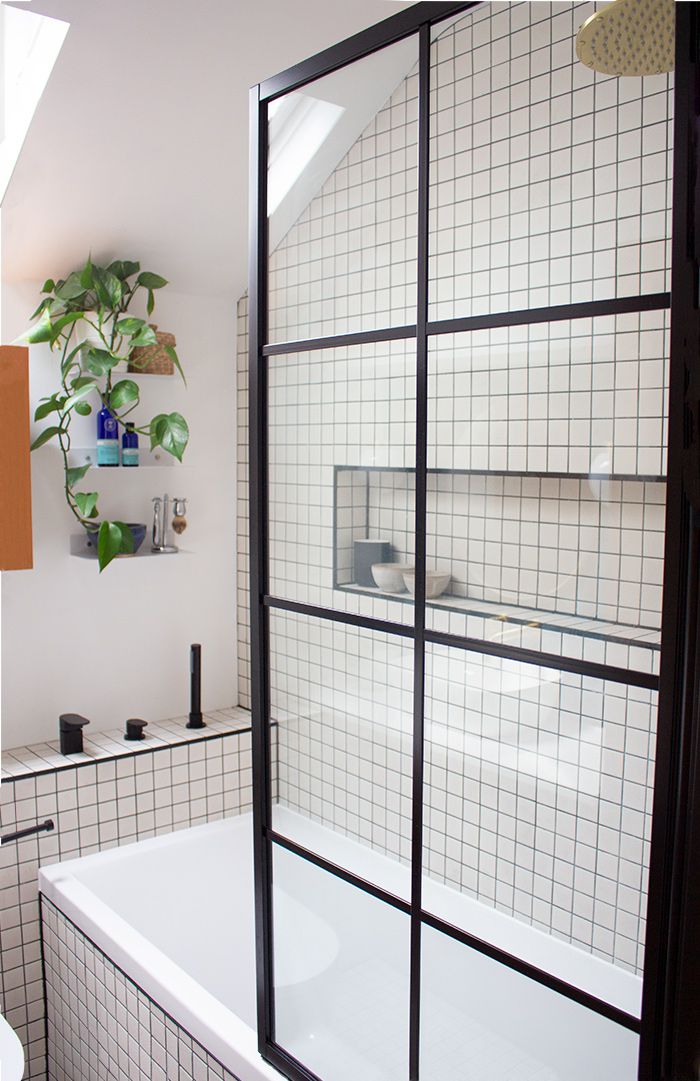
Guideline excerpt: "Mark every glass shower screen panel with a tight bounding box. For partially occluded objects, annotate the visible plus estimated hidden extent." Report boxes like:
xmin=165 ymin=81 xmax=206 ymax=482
xmin=267 ymin=340 xmax=417 ymax=627
xmin=266 ymin=37 xmax=419 ymax=345
xmin=270 ymin=608 xmax=413 ymax=899
xmin=428 ymin=2 xmax=673 ymax=323
xmin=425 ymin=314 xmax=669 ymax=675
xmin=420 ymin=923 xmax=639 ymax=1081
xmin=423 ymin=642 xmax=656 ymax=1015
xmin=272 ymin=844 xmax=410 ymax=1081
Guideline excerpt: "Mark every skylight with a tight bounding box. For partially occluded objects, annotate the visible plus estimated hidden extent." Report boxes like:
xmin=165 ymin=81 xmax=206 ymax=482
xmin=0 ymin=4 xmax=69 ymax=204
xmin=267 ymin=92 xmax=344 ymax=216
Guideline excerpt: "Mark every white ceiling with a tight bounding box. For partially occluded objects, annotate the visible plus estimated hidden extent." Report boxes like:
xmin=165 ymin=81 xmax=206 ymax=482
xmin=2 ymin=0 xmax=413 ymax=300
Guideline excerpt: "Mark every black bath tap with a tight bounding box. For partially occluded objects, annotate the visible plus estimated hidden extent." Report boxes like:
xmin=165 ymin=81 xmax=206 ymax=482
xmin=124 ymin=718 xmax=148 ymax=742
xmin=187 ymin=643 xmax=205 ymax=729
xmin=59 ymin=714 xmax=90 ymax=755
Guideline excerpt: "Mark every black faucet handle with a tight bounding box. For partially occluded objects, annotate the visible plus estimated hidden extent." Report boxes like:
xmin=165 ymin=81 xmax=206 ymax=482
xmin=124 ymin=718 xmax=148 ymax=742
xmin=59 ymin=714 xmax=90 ymax=755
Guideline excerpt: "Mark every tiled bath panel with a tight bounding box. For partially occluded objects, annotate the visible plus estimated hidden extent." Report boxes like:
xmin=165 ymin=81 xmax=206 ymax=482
xmin=41 ymin=898 xmax=242 ymax=1081
xmin=0 ymin=709 xmax=252 ymax=1081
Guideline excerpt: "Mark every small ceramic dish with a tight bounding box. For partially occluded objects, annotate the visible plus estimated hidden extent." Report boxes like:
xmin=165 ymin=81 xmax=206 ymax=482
xmin=402 ymin=569 xmax=451 ymax=598
xmin=371 ymin=562 xmax=414 ymax=592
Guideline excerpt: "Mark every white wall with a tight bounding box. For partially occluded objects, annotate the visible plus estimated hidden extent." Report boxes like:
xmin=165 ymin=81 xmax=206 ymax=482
xmin=1 ymin=279 xmax=238 ymax=748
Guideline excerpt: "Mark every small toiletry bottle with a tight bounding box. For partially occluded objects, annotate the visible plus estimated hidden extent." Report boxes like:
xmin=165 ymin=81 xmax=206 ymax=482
xmin=96 ymin=404 xmax=119 ymax=467
xmin=122 ymin=422 xmax=139 ymax=467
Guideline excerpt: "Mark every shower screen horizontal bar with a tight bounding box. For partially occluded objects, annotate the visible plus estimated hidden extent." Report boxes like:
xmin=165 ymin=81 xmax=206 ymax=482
xmin=421 ymin=912 xmax=642 ymax=1034
xmin=257 ymin=1 xmax=475 ymax=102
xmin=267 ymin=829 xmax=412 ymax=913
xmin=260 ymin=291 xmax=670 ymax=356
xmin=263 ymin=325 xmax=417 ymax=356
xmin=426 ymin=291 xmax=671 ymax=338
xmin=265 ymin=831 xmax=641 ymax=1035
xmin=263 ymin=595 xmax=660 ymax=690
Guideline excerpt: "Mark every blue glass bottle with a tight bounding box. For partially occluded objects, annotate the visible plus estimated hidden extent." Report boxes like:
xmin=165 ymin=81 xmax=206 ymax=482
xmin=96 ymin=404 xmax=119 ymax=467
xmin=122 ymin=422 xmax=139 ymax=467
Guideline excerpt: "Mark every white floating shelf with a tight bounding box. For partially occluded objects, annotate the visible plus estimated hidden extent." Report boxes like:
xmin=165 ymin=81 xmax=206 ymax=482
xmin=67 ymin=446 xmax=177 ymax=469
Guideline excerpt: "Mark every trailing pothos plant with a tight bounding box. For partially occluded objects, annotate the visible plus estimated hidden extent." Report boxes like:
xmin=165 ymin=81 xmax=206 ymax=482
xmin=19 ymin=256 xmax=188 ymax=571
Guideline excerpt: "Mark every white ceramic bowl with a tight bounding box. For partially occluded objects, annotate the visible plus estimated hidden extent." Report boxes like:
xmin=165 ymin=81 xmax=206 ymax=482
xmin=371 ymin=562 xmax=414 ymax=593
xmin=402 ymin=569 xmax=451 ymax=599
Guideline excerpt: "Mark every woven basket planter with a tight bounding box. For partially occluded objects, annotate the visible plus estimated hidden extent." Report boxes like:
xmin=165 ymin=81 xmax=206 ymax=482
xmin=127 ymin=325 xmax=175 ymax=375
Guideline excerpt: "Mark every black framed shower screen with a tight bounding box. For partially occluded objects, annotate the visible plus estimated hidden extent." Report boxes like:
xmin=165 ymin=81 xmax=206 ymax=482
xmin=248 ymin=4 xmax=700 ymax=1080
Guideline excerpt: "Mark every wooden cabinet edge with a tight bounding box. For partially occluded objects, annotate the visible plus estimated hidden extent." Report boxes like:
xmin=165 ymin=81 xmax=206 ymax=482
xmin=0 ymin=345 xmax=34 ymax=570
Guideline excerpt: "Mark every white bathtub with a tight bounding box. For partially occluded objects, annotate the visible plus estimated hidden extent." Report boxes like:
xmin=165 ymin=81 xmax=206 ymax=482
xmin=39 ymin=808 xmax=641 ymax=1081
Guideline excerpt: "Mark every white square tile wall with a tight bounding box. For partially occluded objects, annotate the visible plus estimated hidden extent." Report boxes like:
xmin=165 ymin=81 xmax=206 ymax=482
xmin=429 ymin=2 xmax=673 ymax=319
xmin=424 ymin=645 xmax=656 ymax=973
xmin=42 ymin=899 xmax=243 ymax=1081
xmin=0 ymin=712 xmax=252 ymax=1081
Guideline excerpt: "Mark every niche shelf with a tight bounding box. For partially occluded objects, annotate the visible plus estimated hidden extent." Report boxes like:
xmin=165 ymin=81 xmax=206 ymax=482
xmin=333 ymin=464 xmax=665 ymax=657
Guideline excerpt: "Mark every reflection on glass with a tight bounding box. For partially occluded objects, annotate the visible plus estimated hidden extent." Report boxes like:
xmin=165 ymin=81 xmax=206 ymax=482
xmin=270 ymin=609 xmax=413 ymax=899
xmin=273 ymin=845 xmax=410 ymax=1081
xmin=420 ymin=923 xmax=639 ymax=1081
xmin=267 ymin=37 xmax=419 ymax=343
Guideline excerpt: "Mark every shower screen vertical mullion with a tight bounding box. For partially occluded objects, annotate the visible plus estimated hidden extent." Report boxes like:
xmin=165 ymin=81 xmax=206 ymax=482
xmin=249 ymin=82 xmax=275 ymax=1053
xmin=409 ymin=23 xmax=432 ymax=1081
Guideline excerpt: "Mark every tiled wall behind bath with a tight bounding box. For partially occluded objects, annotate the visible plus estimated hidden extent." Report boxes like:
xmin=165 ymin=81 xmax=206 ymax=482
xmin=0 ymin=710 xmax=252 ymax=1081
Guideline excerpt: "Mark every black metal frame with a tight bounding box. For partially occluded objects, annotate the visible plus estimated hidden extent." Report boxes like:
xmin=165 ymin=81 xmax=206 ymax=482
xmin=249 ymin=4 xmax=696 ymax=1080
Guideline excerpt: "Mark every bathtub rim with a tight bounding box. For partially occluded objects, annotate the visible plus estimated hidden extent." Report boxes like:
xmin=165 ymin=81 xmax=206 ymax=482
xmin=38 ymin=807 xmax=643 ymax=1071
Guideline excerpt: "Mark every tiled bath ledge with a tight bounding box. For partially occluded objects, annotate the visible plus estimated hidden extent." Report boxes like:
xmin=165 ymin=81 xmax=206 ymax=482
xmin=1 ymin=707 xmax=251 ymax=780
xmin=0 ymin=705 xmax=253 ymax=1081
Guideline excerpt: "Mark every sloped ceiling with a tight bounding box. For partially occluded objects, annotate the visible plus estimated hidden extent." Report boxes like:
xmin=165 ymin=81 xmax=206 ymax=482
xmin=2 ymin=0 xmax=412 ymax=300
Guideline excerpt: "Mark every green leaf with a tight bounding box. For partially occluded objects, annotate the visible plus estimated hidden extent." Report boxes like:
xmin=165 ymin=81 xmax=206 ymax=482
xmin=55 ymin=272 xmax=86 ymax=302
xmin=149 ymin=411 xmax=189 ymax=462
xmin=107 ymin=260 xmax=140 ymax=281
xmin=64 ymin=381 xmax=98 ymax=411
xmin=109 ymin=379 xmax=139 ymax=410
xmin=84 ymin=347 xmax=120 ymax=377
xmin=97 ymin=521 xmax=122 ymax=571
xmin=93 ymin=266 xmax=123 ymax=309
xmin=49 ymin=311 xmax=85 ymax=344
xmin=146 ymin=289 xmax=155 ymax=316
xmin=70 ymin=374 xmax=98 ymax=390
xmin=165 ymin=345 xmax=186 ymax=386
xmin=41 ymin=278 xmax=56 ymax=294
xmin=20 ymin=307 xmax=54 ymax=344
xmin=66 ymin=464 xmax=90 ymax=488
xmin=34 ymin=395 xmax=65 ymax=421
xmin=97 ymin=520 xmax=134 ymax=572
xmin=74 ymin=491 xmax=99 ymax=519
xmin=30 ymin=425 xmax=61 ymax=451
xmin=79 ymin=257 xmax=94 ymax=291
xmin=61 ymin=343 xmax=85 ymax=379
xmin=30 ymin=297 xmax=53 ymax=320
xmin=115 ymin=316 xmax=147 ymax=336
xmin=129 ymin=324 xmax=158 ymax=349
xmin=137 ymin=271 xmax=168 ymax=290
xmin=74 ymin=401 xmax=92 ymax=416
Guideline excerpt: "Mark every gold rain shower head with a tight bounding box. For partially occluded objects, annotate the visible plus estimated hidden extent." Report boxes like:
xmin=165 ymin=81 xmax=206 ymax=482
xmin=576 ymin=0 xmax=675 ymax=76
